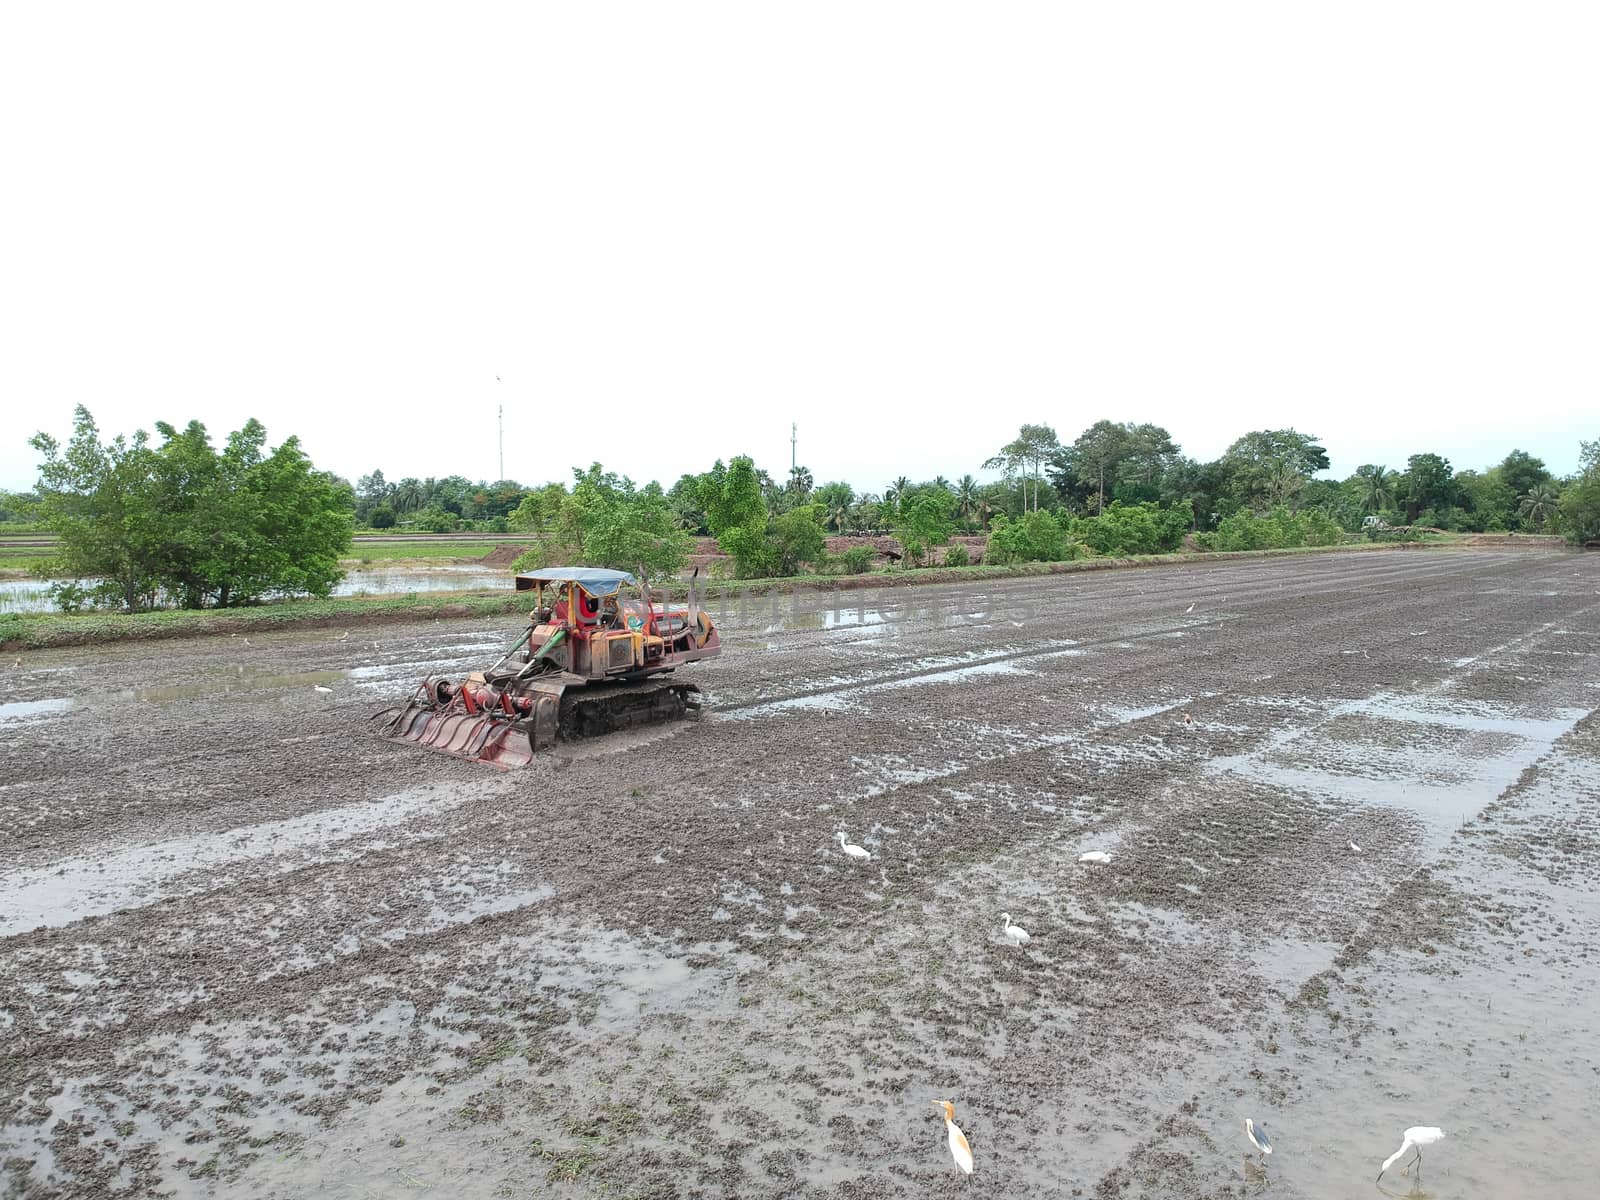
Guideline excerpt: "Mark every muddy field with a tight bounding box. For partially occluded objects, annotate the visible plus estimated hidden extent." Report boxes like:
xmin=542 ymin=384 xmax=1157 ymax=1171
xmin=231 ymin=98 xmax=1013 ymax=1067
xmin=2 ymin=548 xmax=1599 ymax=1199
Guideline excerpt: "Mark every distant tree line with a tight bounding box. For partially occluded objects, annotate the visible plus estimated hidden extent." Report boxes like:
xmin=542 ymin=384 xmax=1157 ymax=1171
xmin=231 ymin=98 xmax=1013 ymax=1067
xmin=19 ymin=408 xmax=1600 ymax=608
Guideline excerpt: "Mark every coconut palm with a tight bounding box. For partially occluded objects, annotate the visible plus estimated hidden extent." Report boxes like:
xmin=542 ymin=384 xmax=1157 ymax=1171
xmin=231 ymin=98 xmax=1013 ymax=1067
xmin=788 ymin=465 xmax=814 ymax=498
xmin=884 ymin=476 xmax=911 ymax=516
xmin=393 ymin=478 xmax=424 ymax=514
xmin=955 ymin=474 xmax=980 ymax=528
xmin=1356 ymin=464 xmax=1395 ymax=514
xmin=1519 ymin=484 xmax=1558 ymax=529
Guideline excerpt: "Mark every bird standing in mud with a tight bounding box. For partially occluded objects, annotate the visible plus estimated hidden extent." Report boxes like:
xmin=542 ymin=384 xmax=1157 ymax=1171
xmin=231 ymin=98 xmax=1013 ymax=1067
xmin=1001 ymin=912 xmax=1030 ymax=946
xmin=837 ymin=832 xmax=871 ymax=862
xmin=1348 ymin=839 xmax=1363 ymax=853
xmin=932 ymin=1100 xmax=974 ymax=1175
xmin=1079 ymin=850 xmax=1112 ymax=866
xmin=1244 ymin=1118 xmax=1272 ymax=1163
xmin=1377 ymin=1125 xmax=1445 ymax=1181
xmin=1183 ymin=712 xmax=1194 ymax=728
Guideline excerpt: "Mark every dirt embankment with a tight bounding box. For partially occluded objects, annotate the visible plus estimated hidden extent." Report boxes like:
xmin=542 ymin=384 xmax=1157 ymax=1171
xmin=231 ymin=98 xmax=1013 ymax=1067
xmin=478 ymin=543 xmax=529 ymax=567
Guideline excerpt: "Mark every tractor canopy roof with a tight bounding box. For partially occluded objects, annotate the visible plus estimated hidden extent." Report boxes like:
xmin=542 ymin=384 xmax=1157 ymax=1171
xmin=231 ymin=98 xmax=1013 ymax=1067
xmin=514 ymin=567 xmax=637 ymax=596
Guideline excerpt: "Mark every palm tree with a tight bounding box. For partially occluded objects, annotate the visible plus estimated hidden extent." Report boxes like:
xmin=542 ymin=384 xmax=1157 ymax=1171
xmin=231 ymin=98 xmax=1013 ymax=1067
xmin=884 ymin=476 xmax=911 ymax=516
xmin=932 ymin=475 xmax=952 ymax=492
xmin=393 ymin=478 xmax=424 ymax=514
xmin=1356 ymin=464 xmax=1394 ymax=514
xmin=788 ymin=465 xmax=814 ymax=498
xmin=851 ymin=496 xmax=880 ymax=533
xmin=955 ymin=475 xmax=980 ymax=528
xmin=1519 ymin=484 xmax=1558 ymax=529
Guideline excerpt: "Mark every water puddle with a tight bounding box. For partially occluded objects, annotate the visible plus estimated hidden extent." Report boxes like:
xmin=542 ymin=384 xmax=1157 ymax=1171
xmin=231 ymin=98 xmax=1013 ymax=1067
xmin=0 ymin=697 xmax=74 ymax=724
xmin=1206 ymin=691 xmax=1590 ymax=842
xmin=0 ymin=785 xmax=481 ymax=936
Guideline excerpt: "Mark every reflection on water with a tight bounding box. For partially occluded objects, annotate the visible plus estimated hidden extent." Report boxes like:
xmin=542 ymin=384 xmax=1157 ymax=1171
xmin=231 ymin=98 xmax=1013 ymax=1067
xmin=0 ymin=697 xmax=75 ymax=724
xmin=0 ymin=566 xmax=515 ymax=613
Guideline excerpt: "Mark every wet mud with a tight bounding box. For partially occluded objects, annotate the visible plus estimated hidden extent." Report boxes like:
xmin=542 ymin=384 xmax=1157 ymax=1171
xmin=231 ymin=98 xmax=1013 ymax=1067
xmin=2 ymin=549 xmax=1599 ymax=1198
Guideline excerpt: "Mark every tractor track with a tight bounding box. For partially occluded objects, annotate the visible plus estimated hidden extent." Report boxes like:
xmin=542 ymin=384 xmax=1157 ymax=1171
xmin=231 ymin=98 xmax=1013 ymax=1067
xmin=3 ymin=548 xmax=1600 ymax=1199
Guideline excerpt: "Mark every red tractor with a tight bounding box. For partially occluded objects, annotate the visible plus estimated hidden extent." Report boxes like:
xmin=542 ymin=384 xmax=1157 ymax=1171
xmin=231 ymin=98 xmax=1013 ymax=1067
xmin=382 ymin=567 xmax=720 ymax=768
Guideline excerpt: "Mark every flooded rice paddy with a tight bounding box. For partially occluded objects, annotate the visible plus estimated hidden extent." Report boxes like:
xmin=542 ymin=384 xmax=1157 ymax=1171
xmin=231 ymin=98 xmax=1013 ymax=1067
xmin=1 ymin=548 xmax=1599 ymax=1198
xmin=0 ymin=565 xmax=514 ymax=614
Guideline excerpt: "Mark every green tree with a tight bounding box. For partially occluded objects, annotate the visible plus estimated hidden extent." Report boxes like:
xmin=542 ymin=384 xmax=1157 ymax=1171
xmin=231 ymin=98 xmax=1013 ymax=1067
xmin=1117 ymin=423 xmax=1180 ymax=494
xmin=985 ymin=424 xmax=1059 ymax=512
xmin=1070 ymin=421 xmax=1133 ymax=513
xmin=700 ymin=457 xmax=767 ymax=537
xmin=1354 ymin=464 xmax=1395 ymax=514
xmin=883 ymin=476 xmax=913 ymax=518
xmin=1498 ymin=450 xmax=1552 ymax=499
xmin=699 ymin=457 xmax=771 ymax=576
xmin=811 ymin=481 xmax=854 ymax=533
xmin=392 ymin=478 xmax=424 ymax=515
xmin=1402 ymin=453 xmax=1455 ymax=522
xmin=354 ymin=469 xmax=392 ymax=522
xmin=1222 ymin=429 xmax=1329 ymax=510
xmin=897 ymin=490 xmax=955 ymax=565
xmin=986 ymin=510 xmax=1070 ymax=564
xmin=30 ymin=408 xmax=351 ymax=611
xmin=1076 ymin=502 xmax=1188 ymax=556
xmin=954 ymin=474 xmax=981 ymax=529
xmin=545 ymin=465 xmax=690 ymax=577
xmin=0 ymin=490 xmax=38 ymax=524
xmin=1518 ymin=484 xmax=1558 ymax=530
xmin=768 ymin=505 xmax=827 ymax=575
xmin=507 ymin=482 xmax=569 ymax=532
xmin=788 ymin=465 xmax=814 ymax=499
xmin=1453 ymin=469 xmax=1516 ymax=531
xmin=1555 ymin=439 xmax=1600 ymax=544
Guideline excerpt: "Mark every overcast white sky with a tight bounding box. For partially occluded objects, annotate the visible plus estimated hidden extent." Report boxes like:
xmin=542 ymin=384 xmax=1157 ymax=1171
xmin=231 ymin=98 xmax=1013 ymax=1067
xmin=2 ymin=3 xmax=1595 ymax=497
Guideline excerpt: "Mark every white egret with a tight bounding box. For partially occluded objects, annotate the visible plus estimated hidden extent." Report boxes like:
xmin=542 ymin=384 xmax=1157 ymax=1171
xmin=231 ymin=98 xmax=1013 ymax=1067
xmin=837 ymin=832 xmax=871 ymax=862
xmin=1348 ymin=839 xmax=1363 ymax=853
xmin=1079 ymin=850 xmax=1112 ymax=865
xmin=1377 ymin=1126 xmax=1445 ymax=1181
xmin=932 ymin=1100 xmax=974 ymax=1175
xmin=314 ymin=685 xmax=333 ymax=694
xmin=1001 ymin=913 xmax=1030 ymax=946
xmin=1244 ymin=1118 xmax=1272 ymax=1160
xmin=1186 ymin=603 xmax=1196 ymax=614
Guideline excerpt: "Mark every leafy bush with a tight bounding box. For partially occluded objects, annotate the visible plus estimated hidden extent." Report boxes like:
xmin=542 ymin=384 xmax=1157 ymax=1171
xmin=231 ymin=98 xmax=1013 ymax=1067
xmin=412 ymin=505 xmax=458 ymax=533
xmin=839 ymin=546 xmax=876 ymax=574
xmin=1209 ymin=505 xmax=1346 ymax=551
xmin=986 ymin=511 xmax=1069 ymax=564
xmin=368 ymin=505 xmax=396 ymax=529
xmin=46 ymin=579 xmax=122 ymax=614
xmin=769 ymin=506 xmax=827 ymax=576
xmin=1366 ymin=526 xmax=1424 ymax=543
xmin=719 ymin=523 xmax=779 ymax=578
xmin=1556 ymin=440 xmax=1600 ymax=544
xmin=944 ymin=543 xmax=970 ymax=567
xmin=1074 ymin=502 xmax=1187 ymax=556
xmin=1302 ymin=509 xmax=1343 ymax=545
